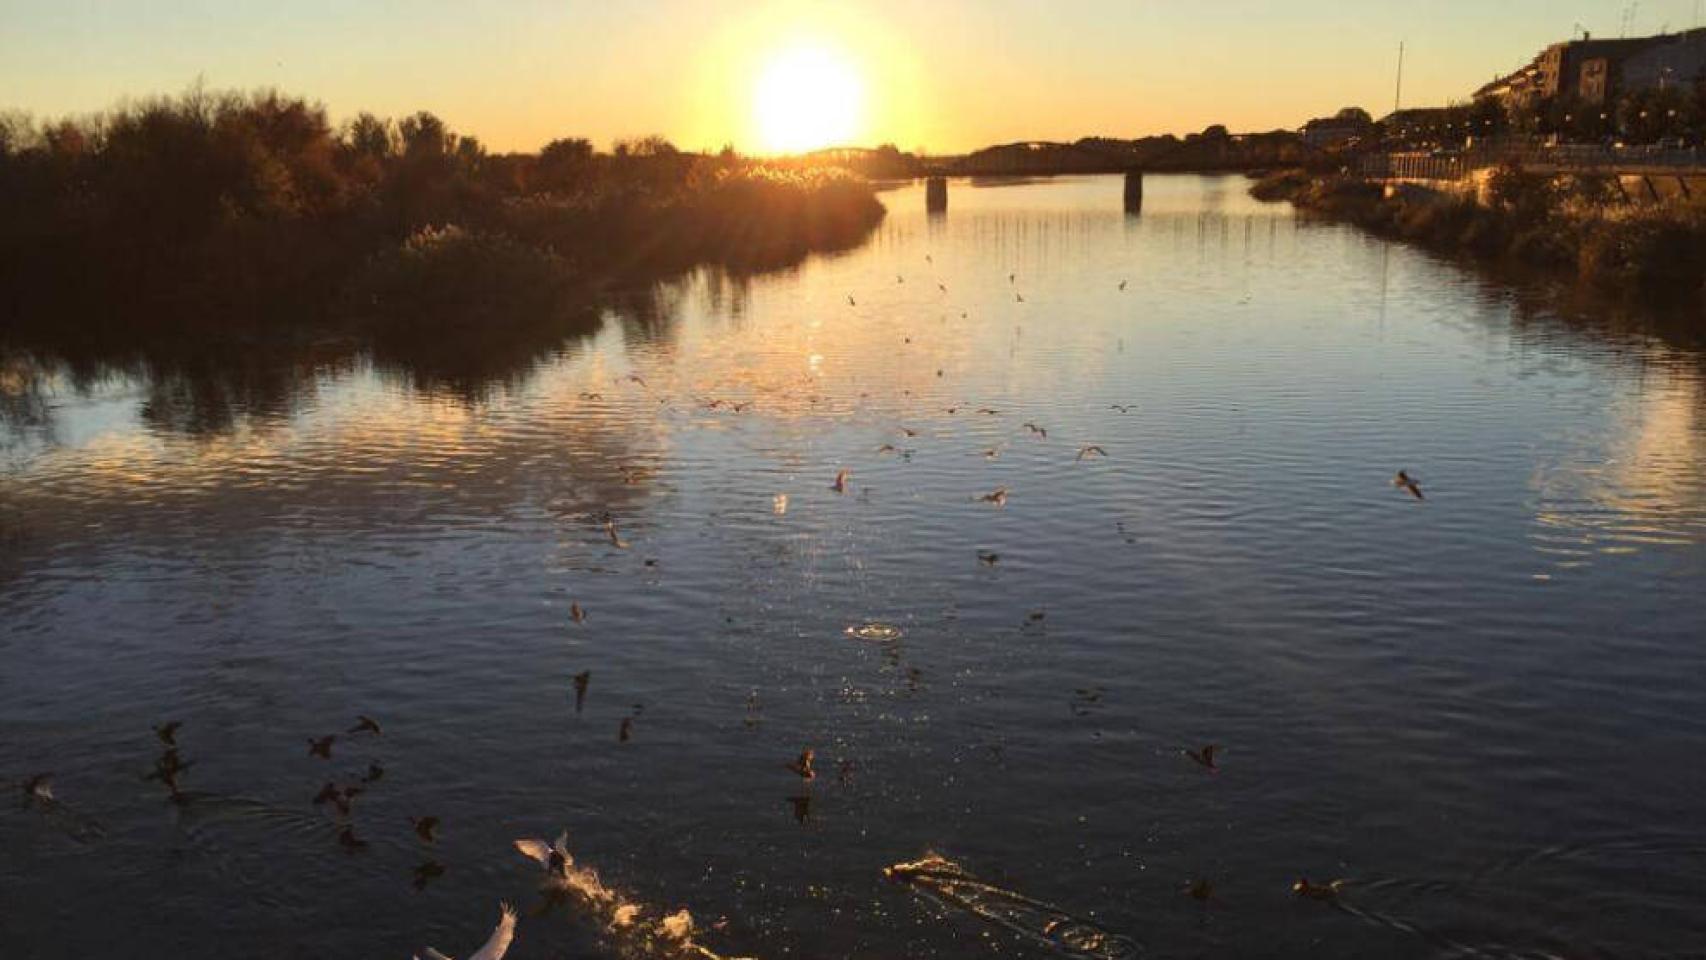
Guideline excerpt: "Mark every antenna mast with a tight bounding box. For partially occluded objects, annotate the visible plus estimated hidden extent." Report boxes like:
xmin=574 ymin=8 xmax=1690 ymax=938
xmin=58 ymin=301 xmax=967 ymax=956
xmin=1394 ymin=41 xmax=1405 ymax=115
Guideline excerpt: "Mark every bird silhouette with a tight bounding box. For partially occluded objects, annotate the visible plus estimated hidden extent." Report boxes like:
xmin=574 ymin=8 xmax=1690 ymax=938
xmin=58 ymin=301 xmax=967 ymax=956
xmin=1015 ymin=293 xmax=1025 ymax=303
xmin=787 ymin=749 xmax=816 ymax=781
xmin=1292 ymin=878 xmax=1345 ymax=901
xmin=899 ymin=427 xmax=919 ymax=438
xmin=937 ymin=282 xmax=947 ymax=293
xmin=619 ymin=717 xmax=633 ymax=743
xmin=412 ymin=859 xmax=446 ymax=891
xmin=1009 ymin=273 xmax=1016 ymax=284
xmin=414 ymin=901 xmax=516 ymax=960
xmin=1109 ymin=404 xmax=1133 ymax=413
xmin=896 ymin=274 xmax=904 ymax=284
xmin=361 ymin=762 xmax=385 ymax=784
xmin=314 ymin=782 xmax=363 ymax=816
xmin=847 ymin=295 xmax=856 ymax=306
xmin=1394 ymin=470 xmax=1424 ymax=500
xmin=626 ymin=374 xmax=647 ymax=387
xmin=1185 ymin=745 xmax=1220 ymax=770
xmin=412 ymin=816 xmax=441 ymax=843
xmin=349 ymin=715 xmax=382 ymax=736
xmin=979 ymin=487 xmax=1009 ymax=507
xmin=572 ymin=671 xmax=590 ymax=713
xmin=569 ymin=602 xmax=586 ymax=624
xmin=338 ymin=825 xmax=369 ymax=851
xmin=977 ymin=550 xmax=1000 ymax=566
xmin=1119 ymin=280 xmax=1128 ymax=291
xmin=1076 ymin=445 xmax=1108 ymax=461
xmin=976 ymin=407 xmax=999 ymax=415
xmin=831 ymin=469 xmax=850 ymax=494
xmin=154 ymin=721 xmax=182 ymax=746
xmin=876 ymin=444 xmax=897 ymax=455
xmin=1023 ymin=422 xmax=1048 ymax=439
xmin=578 ymin=391 xmax=603 ymax=400
xmin=308 ymin=736 xmax=335 ymax=759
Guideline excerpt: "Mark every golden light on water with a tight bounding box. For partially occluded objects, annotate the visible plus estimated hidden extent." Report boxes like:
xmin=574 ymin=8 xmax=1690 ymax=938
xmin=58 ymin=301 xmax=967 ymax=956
xmin=752 ymin=41 xmax=865 ymax=153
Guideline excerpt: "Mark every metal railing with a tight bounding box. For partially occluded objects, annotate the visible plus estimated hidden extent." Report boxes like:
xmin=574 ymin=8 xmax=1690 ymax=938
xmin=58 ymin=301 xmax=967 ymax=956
xmin=1365 ymin=141 xmax=1706 ymax=182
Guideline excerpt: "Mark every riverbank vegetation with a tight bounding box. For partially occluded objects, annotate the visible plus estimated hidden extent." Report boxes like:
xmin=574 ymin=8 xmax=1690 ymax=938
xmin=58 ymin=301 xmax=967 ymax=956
xmin=0 ymin=88 xmax=885 ymax=344
xmin=1250 ymin=166 xmax=1706 ymax=297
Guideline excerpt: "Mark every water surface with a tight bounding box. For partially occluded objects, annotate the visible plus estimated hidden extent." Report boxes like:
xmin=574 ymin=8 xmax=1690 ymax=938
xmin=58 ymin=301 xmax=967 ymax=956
xmin=4 ymin=175 xmax=1705 ymax=959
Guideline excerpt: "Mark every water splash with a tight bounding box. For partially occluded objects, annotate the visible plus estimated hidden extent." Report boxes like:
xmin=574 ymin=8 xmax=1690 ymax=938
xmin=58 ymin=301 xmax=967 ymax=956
xmin=539 ymin=842 xmax=757 ymax=960
xmin=886 ymin=853 xmax=1140 ymax=959
xmin=845 ymin=622 xmax=903 ymax=642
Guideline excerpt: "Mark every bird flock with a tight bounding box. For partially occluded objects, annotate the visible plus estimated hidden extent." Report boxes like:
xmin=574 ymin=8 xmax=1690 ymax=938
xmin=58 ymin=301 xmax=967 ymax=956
xmin=11 ymin=251 xmax=1437 ymax=958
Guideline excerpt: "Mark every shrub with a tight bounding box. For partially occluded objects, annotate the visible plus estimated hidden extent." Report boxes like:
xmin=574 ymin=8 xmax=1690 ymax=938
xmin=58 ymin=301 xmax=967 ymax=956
xmin=350 ymin=225 xmax=579 ymax=330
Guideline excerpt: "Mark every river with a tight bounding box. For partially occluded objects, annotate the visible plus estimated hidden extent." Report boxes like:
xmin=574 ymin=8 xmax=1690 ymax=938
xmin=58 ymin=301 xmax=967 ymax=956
xmin=2 ymin=174 xmax=1704 ymax=959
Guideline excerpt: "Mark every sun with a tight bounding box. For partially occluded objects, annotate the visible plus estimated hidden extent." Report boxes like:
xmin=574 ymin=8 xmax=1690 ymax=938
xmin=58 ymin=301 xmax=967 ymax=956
xmin=753 ymin=42 xmax=865 ymax=154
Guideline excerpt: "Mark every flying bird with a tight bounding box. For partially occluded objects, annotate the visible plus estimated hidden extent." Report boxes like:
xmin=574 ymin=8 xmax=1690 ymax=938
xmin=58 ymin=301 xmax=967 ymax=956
xmin=626 ymin=375 xmax=647 ymax=388
xmin=338 ymin=825 xmax=369 ymax=851
xmin=349 ymin=715 xmax=382 ymax=736
xmin=602 ymin=514 xmax=630 ymax=549
xmin=313 ymin=782 xmax=363 ymax=816
xmin=23 ymin=773 xmax=53 ymax=804
xmin=1076 ymin=445 xmax=1108 ymax=461
xmin=1109 ymin=404 xmax=1133 ymax=413
xmin=831 ymin=469 xmax=850 ymax=494
xmin=786 ymin=749 xmax=816 ymax=781
xmin=569 ymin=602 xmax=586 ymax=624
xmin=619 ymin=717 xmax=633 ymax=743
xmin=1023 ymin=422 xmax=1048 ymax=439
xmin=572 ymin=671 xmax=590 ymax=713
xmin=361 ymin=762 xmax=385 ymax=784
xmin=514 ymin=831 xmax=572 ymax=879
xmin=412 ymin=816 xmax=441 ymax=843
xmin=154 ymin=721 xmax=182 ymax=746
xmin=979 ymin=487 xmax=1009 ymax=507
xmin=847 ymin=295 xmax=856 ymax=307
xmin=414 ymin=902 xmax=517 ymax=960
xmin=1185 ymin=744 xmax=1220 ymax=770
xmin=1394 ymin=470 xmax=1424 ymax=500
xmin=412 ymin=859 xmax=446 ymax=891
xmin=977 ymin=550 xmax=1000 ymax=566
xmin=1118 ymin=280 xmax=1128 ymax=290
xmin=308 ymin=736 xmax=336 ymax=759
xmin=1015 ymin=293 xmax=1025 ymax=303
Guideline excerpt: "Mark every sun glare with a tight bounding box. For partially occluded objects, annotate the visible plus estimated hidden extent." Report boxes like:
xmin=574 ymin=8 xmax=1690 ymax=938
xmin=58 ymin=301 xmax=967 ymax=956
xmin=753 ymin=42 xmax=864 ymax=154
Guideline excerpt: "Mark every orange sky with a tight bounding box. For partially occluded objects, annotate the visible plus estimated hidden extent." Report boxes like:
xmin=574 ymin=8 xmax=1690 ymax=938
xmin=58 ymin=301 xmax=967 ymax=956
xmin=2 ymin=0 xmax=1703 ymax=153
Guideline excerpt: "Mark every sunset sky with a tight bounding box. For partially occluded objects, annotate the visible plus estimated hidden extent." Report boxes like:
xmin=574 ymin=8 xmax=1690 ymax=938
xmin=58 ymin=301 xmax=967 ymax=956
xmin=3 ymin=0 xmax=1703 ymax=154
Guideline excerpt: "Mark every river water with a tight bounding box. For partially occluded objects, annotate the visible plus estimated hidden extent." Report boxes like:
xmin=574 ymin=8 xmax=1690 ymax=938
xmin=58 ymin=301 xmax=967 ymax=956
xmin=3 ymin=175 xmax=1704 ymax=959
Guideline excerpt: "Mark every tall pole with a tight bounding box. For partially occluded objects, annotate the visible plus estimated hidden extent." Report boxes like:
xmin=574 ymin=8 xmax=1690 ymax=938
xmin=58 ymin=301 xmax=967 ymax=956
xmin=1394 ymin=41 xmax=1405 ymax=116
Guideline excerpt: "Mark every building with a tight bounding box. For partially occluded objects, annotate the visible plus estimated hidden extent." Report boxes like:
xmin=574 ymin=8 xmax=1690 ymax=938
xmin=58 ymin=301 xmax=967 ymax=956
xmin=1474 ymin=29 xmax=1706 ymax=109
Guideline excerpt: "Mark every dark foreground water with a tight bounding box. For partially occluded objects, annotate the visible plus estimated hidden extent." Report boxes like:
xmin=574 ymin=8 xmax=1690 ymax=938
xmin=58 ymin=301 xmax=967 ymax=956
xmin=3 ymin=175 xmax=1705 ymax=960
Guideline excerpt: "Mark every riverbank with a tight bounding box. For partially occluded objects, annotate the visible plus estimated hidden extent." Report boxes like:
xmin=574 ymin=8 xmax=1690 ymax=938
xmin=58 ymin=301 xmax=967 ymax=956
xmin=1249 ymin=166 xmax=1706 ymax=299
xmin=0 ymin=89 xmax=885 ymax=352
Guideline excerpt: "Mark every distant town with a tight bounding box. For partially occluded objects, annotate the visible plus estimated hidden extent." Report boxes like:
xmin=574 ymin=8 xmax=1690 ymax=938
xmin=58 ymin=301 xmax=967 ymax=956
xmin=809 ymin=26 xmax=1706 ymax=179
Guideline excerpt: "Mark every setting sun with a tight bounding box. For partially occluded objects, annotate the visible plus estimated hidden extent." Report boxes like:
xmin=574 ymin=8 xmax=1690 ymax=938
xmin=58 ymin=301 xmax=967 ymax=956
xmin=752 ymin=42 xmax=864 ymax=154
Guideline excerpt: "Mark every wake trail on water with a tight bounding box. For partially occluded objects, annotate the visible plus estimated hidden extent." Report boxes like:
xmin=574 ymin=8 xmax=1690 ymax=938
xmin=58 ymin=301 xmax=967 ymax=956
xmin=885 ymin=852 xmax=1140 ymax=959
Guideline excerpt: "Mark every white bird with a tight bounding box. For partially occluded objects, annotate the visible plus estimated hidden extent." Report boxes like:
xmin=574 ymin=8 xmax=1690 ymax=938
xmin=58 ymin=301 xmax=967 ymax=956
xmin=415 ymin=902 xmax=516 ymax=960
xmin=514 ymin=830 xmax=572 ymax=879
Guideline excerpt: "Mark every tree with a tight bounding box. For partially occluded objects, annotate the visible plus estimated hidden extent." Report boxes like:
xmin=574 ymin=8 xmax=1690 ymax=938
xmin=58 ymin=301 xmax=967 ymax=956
xmin=1335 ymin=107 xmax=1373 ymax=125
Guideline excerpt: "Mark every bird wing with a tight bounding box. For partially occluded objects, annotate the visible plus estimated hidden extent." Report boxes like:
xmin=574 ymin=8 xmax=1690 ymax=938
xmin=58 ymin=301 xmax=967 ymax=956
xmin=467 ymin=903 xmax=518 ymax=960
xmin=551 ymin=831 xmax=571 ymax=862
xmin=513 ymin=839 xmax=551 ymax=866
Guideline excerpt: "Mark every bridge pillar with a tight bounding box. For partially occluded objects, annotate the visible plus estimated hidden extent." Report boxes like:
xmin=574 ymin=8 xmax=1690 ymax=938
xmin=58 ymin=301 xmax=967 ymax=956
xmin=1123 ymin=171 xmax=1144 ymax=213
xmin=926 ymin=176 xmax=948 ymax=212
